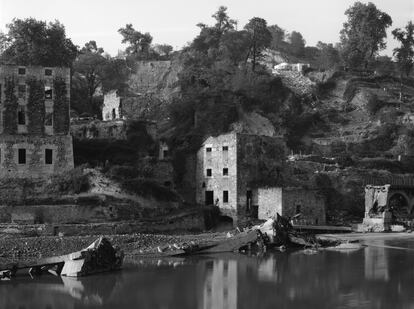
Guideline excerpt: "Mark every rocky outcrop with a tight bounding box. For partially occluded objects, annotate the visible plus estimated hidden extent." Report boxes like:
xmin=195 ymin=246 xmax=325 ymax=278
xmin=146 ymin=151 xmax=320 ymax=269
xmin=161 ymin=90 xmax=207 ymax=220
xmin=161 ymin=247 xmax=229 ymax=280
xmin=128 ymin=60 xmax=181 ymax=101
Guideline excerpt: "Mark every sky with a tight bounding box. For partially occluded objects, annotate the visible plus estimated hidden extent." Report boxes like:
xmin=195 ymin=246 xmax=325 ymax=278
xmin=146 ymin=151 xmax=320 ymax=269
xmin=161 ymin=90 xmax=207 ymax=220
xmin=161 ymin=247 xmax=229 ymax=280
xmin=0 ymin=0 xmax=413 ymax=57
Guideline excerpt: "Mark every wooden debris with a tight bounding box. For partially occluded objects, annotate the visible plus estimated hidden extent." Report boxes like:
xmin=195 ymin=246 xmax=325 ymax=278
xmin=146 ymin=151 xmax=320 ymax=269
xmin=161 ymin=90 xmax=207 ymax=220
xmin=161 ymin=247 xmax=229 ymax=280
xmin=0 ymin=236 xmax=124 ymax=278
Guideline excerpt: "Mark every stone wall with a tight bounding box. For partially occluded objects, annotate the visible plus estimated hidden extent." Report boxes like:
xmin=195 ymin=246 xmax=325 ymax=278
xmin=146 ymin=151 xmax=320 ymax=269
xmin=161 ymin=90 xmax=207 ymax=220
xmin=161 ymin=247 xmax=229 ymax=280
xmin=71 ymin=119 xmax=157 ymax=141
xmin=237 ymin=134 xmax=286 ymax=218
xmin=0 ymin=208 xmax=207 ymax=236
xmin=255 ymin=187 xmax=326 ymax=225
xmin=281 ymin=188 xmax=326 ymax=225
xmin=71 ymin=120 xmax=127 ymax=140
xmin=255 ymin=187 xmax=283 ymax=219
xmin=0 ymin=134 xmax=73 ymax=178
xmin=152 ymin=160 xmax=174 ymax=188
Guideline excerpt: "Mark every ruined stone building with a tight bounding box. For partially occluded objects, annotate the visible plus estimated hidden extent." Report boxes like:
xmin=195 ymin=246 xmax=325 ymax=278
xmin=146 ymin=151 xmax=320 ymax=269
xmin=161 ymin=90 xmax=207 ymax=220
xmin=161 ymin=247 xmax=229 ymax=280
xmin=362 ymin=181 xmax=414 ymax=231
xmin=253 ymin=187 xmax=326 ymax=225
xmin=195 ymin=132 xmax=287 ymax=223
xmin=0 ymin=65 xmax=74 ymax=178
xmin=195 ymin=132 xmax=327 ymax=224
xmin=102 ymin=90 xmax=165 ymax=121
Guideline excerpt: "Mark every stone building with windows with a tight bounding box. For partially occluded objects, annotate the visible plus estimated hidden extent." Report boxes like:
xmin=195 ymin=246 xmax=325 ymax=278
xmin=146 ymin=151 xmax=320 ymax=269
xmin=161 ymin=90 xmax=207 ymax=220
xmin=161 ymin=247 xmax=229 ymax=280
xmin=195 ymin=132 xmax=286 ymax=223
xmin=0 ymin=65 xmax=74 ymax=178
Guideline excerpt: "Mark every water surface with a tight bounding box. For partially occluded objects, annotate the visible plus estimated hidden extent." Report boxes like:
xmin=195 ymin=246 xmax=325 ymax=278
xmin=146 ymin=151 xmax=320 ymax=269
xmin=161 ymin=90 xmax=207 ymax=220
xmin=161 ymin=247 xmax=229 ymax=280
xmin=2 ymin=238 xmax=414 ymax=309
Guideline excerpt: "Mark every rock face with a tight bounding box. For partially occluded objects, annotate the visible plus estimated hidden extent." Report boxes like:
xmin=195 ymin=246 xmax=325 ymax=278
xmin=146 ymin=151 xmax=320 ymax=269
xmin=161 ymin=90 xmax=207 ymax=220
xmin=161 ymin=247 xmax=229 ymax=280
xmin=128 ymin=60 xmax=181 ymax=101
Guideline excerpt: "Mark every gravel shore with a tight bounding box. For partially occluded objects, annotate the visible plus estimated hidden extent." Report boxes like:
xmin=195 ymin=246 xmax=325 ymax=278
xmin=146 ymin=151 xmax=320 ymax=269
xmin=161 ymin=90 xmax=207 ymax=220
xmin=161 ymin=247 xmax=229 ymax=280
xmin=0 ymin=232 xmax=228 ymax=265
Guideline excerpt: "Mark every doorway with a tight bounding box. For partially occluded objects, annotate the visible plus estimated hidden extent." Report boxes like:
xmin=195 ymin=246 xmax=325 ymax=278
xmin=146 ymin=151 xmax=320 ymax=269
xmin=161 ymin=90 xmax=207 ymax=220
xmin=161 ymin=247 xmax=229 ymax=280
xmin=246 ymin=190 xmax=252 ymax=211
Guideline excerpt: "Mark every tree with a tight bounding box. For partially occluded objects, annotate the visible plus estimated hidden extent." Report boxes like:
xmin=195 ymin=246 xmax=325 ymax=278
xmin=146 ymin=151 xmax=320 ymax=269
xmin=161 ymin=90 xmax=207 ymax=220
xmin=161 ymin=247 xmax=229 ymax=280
xmin=211 ymin=6 xmax=237 ymax=35
xmin=192 ymin=6 xmax=236 ymax=54
xmin=153 ymin=44 xmax=173 ymax=58
xmin=289 ymin=31 xmax=306 ymax=56
xmin=244 ymin=17 xmax=271 ymax=71
xmin=374 ymin=56 xmax=395 ymax=76
xmin=73 ymin=41 xmax=107 ymax=110
xmin=339 ymin=2 xmax=392 ymax=69
xmin=392 ymin=21 xmax=414 ymax=77
xmin=315 ymin=41 xmax=340 ymax=70
xmin=219 ymin=30 xmax=251 ymax=65
xmin=118 ymin=24 xmax=153 ymax=58
xmin=0 ymin=18 xmax=77 ymax=67
xmin=101 ymin=57 xmax=130 ymax=95
xmin=268 ymin=24 xmax=286 ymax=50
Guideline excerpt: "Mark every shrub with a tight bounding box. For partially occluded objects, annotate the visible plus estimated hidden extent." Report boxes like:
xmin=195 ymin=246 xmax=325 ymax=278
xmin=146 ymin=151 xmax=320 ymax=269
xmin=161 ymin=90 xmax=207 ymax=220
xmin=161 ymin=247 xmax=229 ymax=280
xmin=121 ymin=178 xmax=179 ymax=202
xmin=105 ymin=163 xmax=154 ymax=179
xmin=46 ymin=166 xmax=90 ymax=194
xmin=366 ymin=94 xmax=384 ymax=115
xmin=106 ymin=165 xmax=139 ymax=180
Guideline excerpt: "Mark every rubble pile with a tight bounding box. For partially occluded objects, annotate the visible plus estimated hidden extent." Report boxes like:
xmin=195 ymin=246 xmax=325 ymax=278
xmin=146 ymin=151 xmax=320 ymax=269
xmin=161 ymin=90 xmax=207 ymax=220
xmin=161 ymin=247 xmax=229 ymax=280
xmin=276 ymin=71 xmax=316 ymax=97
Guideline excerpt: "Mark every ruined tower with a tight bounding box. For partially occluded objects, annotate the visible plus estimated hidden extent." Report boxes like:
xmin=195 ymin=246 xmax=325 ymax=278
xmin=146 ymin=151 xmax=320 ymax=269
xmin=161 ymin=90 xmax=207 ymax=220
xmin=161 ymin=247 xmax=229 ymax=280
xmin=0 ymin=65 xmax=74 ymax=178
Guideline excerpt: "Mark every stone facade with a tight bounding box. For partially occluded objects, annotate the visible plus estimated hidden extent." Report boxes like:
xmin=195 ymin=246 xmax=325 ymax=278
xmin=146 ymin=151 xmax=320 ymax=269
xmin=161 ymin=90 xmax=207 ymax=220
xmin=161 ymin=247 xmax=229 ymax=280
xmin=361 ymin=184 xmax=414 ymax=231
xmin=254 ymin=187 xmax=326 ymax=225
xmin=102 ymin=90 xmax=121 ymax=121
xmin=102 ymin=91 xmax=165 ymax=121
xmin=195 ymin=132 xmax=286 ymax=222
xmin=71 ymin=119 xmax=157 ymax=141
xmin=0 ymin=65 xmax=73 ymax=178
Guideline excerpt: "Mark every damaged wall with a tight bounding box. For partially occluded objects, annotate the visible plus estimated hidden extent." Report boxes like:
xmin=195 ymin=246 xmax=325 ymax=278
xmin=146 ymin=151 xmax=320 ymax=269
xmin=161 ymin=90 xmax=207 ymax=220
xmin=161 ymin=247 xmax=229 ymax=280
xmin=0 ymin=65 xmax=73 ymax=178
xmin=255 ymin=187 xmax=326 ymax=225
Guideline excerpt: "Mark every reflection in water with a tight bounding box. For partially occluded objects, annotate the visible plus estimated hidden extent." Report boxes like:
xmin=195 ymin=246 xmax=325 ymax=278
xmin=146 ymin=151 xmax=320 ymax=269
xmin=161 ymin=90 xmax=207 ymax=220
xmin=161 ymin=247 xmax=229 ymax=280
xmin=2 ymin=239 xmax=414 ymax=309
xmin=364 ymin=240 xmax=389 ymax=281
xmin=200 ymin=259 xmax=237 ymax=309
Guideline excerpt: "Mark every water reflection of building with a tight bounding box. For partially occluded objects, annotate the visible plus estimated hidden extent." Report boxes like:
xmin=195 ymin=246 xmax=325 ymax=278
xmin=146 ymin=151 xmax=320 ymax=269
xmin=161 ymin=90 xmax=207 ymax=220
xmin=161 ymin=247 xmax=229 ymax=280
xmin=200 ymin=259 xmax=238 ymax=309
xmin=364 ymin=240 xmax=390 ymax=281
xmin=258 ymin=256 xmax=279 ymax=282
xmin=0 ymin=273 xmax=119 ymax=309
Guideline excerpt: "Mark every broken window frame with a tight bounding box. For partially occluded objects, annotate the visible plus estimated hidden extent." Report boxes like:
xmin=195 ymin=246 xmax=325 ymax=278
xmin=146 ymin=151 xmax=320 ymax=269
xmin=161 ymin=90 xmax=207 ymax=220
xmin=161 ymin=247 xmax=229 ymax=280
xmin=206 ymin=147 xmax=212 ymax=153
xmin=206 ymin=168 xmax=212 ymax=177
xmin=18 ymin=67 xmax=26 ymax=75
xmin=223 ymin=168 xmax=229 ymax=176
xmin=222 ymin=146 xmax=229 ymax=151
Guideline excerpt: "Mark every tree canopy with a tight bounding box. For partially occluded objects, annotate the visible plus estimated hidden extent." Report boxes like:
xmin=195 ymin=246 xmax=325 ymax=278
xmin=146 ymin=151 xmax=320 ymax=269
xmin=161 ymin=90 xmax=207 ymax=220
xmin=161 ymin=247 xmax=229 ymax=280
xmin=392 ymin=21 xmax=414 ymax=77
xmin=118 ymin=24 xmax=153 ymax=58
xmin=339 ymin=2 xmax=392 ymax=69
xmin=0 ymin=18 xmax=77 ymax=67
xmin=244 ymin=17 xmax=271 ymax=71
xmin=289 ymin=31 xmax=306 ymax=56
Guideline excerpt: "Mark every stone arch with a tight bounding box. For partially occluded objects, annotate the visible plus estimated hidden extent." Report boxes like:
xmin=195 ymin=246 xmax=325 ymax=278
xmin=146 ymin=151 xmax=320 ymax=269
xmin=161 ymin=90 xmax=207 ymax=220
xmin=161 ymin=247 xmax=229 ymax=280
xmin=388 ymin=191 xmax=410 ymax=219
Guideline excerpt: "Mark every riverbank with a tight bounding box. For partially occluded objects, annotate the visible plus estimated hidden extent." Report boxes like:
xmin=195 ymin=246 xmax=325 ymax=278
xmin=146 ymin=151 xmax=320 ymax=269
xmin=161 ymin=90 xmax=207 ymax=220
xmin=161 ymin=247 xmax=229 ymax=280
xmin=2 ymin=231 xmax=414 ymax=266
xmin=0 ymin=232 xmax=228 ymax=265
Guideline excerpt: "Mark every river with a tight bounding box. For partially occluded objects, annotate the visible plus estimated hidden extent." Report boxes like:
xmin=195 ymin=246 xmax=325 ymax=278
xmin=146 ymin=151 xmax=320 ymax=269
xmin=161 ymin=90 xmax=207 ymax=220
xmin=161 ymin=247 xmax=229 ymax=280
xmin=1 ymin=237 xmax=414 ymax=309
